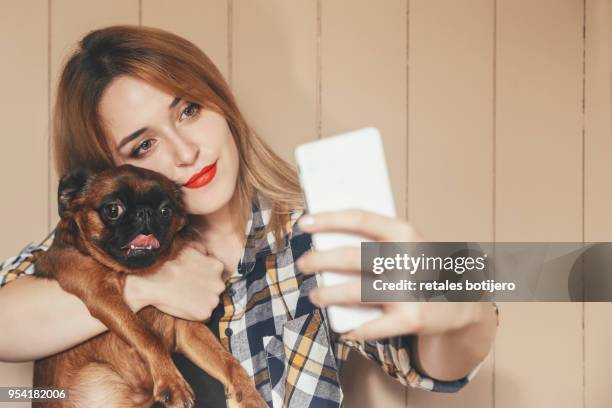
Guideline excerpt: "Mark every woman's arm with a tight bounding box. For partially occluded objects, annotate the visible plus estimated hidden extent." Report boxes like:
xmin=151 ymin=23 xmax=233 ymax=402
xmin=0 ymin=273 xmax=147 ymax=362
xmin=0 ymin=238 xmax=225 ymax=363
xmin=296 ymin=210 xmax=499 ymax=388
xmin=414 ymin=302 xmax=499 ymax=381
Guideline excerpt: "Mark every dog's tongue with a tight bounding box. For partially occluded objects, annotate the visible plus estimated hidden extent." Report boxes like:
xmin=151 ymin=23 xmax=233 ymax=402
xmin=130 ymin=234 xmax=160 ymax=249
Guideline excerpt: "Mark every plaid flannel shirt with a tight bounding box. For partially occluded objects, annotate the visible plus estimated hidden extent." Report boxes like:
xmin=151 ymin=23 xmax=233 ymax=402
xmin=0 ymin=192 xmax=487 ymax=407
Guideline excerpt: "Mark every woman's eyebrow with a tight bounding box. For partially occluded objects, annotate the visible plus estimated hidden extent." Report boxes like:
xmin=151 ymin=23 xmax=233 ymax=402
xmin=117 ymin=127 xmax=147 ymax=150
xmin=117 ymin=96 xmax=182 ymax=150
xmin=169 ymin=96 xmax=181 ymax=108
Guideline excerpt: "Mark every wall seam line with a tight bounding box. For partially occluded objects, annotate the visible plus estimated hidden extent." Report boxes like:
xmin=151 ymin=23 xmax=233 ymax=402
xmin=405 ymin=0 xmax=410 ymax=225
xmin=405 ymin=0 xmax=410 ymax=404
xmin=228 ymin=0 xmax=233 ymax=88
xmin=581 ymin=1 xmax=587 ymax=408
xmin=47 ymin=0 xmax=52 ymax=231
xmin=317 ymin=0 xmax=322 ymax=140
xmin=492 ymin=0 xmax=497 ymax=406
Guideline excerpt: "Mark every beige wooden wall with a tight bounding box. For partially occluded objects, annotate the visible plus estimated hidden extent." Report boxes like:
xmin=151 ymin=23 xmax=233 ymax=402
xmin=0 ymin=1 xmax=611 ymax=407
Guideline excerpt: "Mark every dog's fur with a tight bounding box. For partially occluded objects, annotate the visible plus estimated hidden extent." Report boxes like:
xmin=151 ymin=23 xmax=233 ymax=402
xmin=31 ymin=165 xmax=267 ymax=408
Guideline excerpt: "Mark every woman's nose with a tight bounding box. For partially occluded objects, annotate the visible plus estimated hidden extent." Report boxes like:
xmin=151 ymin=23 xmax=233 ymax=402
xmin=170 ymin=132 xmax=200 ymax=167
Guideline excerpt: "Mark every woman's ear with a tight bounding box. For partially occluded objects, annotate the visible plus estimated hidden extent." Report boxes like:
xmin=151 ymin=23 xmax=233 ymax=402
xmin=58 ymin=169 xmax=93 ymax=219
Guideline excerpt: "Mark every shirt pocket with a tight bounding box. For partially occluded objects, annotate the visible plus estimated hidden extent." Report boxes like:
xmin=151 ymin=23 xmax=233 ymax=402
xmin=263 ymin=308 xmax=342 ymax=408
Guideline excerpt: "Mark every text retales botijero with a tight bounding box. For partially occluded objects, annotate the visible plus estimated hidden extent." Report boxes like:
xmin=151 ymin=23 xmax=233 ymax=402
xmin=370 ymin=253 xmax=516 ymax=293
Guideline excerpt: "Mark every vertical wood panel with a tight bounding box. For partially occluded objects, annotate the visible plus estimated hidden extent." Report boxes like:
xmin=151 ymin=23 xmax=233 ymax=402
xmin=584 ymin=0 xmax=612 ymax=407
xmin=407 ymin=0 xmax=494 ymax=405
xmin=584 ymin=3 xmax=612 ymax=239
xmin=0 ymin=1 xmax=48 ymax=403
xmin=232 ymin=0 xmax=317 ymax=164
xmin=321 ymin=0 xmax=407 ymax=217
xmin=48 ymin=0 xmax=139 ymax=227
xmin=495 ymin=1 xmax=584 ymax=408
xmin=0 ymin=0 xmax=49 ymax=260
xmin=496 ymin=1 xmax=583 ymax=242
xmin=322 ymin=1 xmax=407 ymax=407
xmin=408 ymin=0 xmax=494 ymax=243
xmin=142 ymin=0 xmax=229 ymax=81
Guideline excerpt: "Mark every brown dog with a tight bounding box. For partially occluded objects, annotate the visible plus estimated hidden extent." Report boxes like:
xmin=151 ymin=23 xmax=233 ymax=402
xmin=30 ymin=164 xmax=267 ymax=408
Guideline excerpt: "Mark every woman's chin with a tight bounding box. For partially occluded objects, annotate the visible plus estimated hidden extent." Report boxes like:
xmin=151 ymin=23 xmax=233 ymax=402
xmin=183 ymin=185 xmax=234 ymax=215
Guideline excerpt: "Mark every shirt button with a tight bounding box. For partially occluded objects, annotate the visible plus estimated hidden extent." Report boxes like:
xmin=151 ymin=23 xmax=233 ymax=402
xmin=225 ymin=328 xmax=233 ymax=337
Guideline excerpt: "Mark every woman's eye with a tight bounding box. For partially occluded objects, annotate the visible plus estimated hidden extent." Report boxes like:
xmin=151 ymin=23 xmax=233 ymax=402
xmin=131 ymin=139 xmax=156 ymax=158
xmin=180 ymin=103 xmax=201 ymax=121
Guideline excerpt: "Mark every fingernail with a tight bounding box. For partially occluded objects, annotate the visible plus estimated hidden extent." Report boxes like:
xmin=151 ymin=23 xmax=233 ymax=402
xmin=298 ymin=215 xmax=315 ymax=227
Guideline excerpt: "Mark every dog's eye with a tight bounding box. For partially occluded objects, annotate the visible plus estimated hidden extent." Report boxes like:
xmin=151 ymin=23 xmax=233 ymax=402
xmin=160 ymin=206 xmax=172 ymax=218
xmin=104 ymin=203 xmax=124 ymax=220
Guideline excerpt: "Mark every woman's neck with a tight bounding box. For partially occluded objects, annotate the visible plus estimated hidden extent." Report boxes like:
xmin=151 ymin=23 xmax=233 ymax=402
xmin=191 ymin=194 xmax=250 ymax=279
xmin=192 ymin=193 xmax=247 ymax=239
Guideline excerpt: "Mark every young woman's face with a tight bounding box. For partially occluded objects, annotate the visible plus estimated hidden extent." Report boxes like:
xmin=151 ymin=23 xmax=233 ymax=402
xmin=99 ymin=75 xmax=240 ymax=215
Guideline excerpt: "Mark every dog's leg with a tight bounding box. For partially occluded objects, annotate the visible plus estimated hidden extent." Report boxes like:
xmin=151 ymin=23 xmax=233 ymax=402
xmin=70 ymin=362 xmax=153 ymax=408
xmin=174 ymin=320 xmax=268 ymax=408
xmin=31 ymin=362 xmax=148 ymax=408
xmin=38 ymin=247 xmax=194 ymax=408
xmin=71 ymin=283 xmax=193 ymax=408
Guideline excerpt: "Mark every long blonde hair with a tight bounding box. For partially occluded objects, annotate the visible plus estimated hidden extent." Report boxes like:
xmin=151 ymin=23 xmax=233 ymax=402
xmin=53 ymin=25 xmax=304 ymax=242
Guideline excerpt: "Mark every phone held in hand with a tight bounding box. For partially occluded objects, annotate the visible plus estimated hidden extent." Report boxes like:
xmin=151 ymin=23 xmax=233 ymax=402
xmin=295 ymin=127 xmax=396 ymax=333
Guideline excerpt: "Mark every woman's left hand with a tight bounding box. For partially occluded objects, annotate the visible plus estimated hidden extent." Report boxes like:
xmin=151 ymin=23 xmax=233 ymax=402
xmin=296 ymin=209 xmax=490 ymax=341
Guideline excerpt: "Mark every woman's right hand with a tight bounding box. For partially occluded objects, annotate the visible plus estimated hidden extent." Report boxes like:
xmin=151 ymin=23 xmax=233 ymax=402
xmin=125 ymin=243 xmax=227 ymax=322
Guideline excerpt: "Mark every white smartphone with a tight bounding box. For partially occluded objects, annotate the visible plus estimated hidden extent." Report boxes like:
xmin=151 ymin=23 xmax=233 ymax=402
xmin=295 ymin=127 xmax=396 ymax=333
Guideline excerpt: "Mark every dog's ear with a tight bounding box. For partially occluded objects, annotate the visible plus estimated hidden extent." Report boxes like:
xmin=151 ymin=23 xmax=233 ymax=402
xmin=58 ymin=169 xmax=93 ymax=219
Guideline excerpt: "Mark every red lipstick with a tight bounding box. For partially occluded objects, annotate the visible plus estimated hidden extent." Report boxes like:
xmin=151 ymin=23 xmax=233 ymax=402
xmin=183 ymin=161 xmax=218 ymax=189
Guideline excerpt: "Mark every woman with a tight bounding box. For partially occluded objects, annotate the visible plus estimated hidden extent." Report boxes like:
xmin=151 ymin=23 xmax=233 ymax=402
xmin=0 ymin=25 xmax=498 ymax=407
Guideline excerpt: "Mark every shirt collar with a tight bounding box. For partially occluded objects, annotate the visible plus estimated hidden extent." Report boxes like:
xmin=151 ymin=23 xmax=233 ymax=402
xmin=235 ymin=191 xmax=304 ymax=277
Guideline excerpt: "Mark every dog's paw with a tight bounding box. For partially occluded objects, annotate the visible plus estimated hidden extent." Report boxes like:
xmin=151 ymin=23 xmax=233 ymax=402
xmin=153 ymin=370 xmax=194 ymax=408
xmin=231 ymin=387 xmax=268 ymax=408
xmin=227 ymin=363 xmax=268 ymax=408
xmin=226 ymin=390 xmax=268 ymax=408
